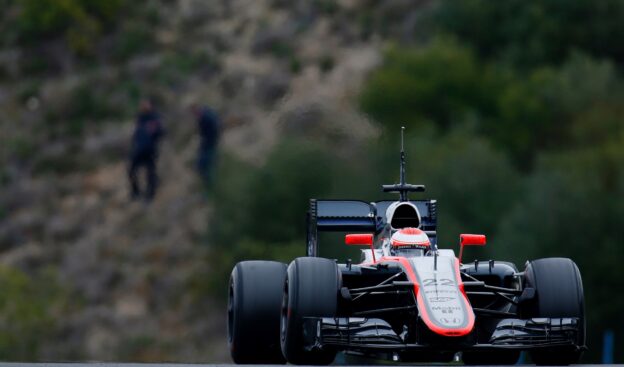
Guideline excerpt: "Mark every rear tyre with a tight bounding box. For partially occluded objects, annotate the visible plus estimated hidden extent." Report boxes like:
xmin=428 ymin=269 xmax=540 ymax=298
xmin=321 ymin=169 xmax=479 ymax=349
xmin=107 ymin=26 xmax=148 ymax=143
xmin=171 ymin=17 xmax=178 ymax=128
xmin=281 ymin=257 xmax=340 ymax=365
xmin=228 ymin=261 xmax=287 ymax=364
xmin=462 ymin=350 xmax=520 ymax=365
xmin=522 ymin=257 xmax=585 ymax=365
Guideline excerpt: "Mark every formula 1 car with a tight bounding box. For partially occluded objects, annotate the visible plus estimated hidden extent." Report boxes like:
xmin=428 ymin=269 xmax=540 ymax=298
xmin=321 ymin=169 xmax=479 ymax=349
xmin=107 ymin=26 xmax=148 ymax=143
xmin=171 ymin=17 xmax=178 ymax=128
xmin=227 ymin=130 xmax=586 ymax=365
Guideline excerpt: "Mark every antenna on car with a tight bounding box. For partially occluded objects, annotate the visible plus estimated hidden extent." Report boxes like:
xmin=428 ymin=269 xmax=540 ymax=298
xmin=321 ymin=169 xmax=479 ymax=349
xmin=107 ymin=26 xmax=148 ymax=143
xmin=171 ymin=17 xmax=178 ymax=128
xmin=400 ymin=126 xmax=406 ymax=190
xmin=382 ymin=126 xmax=425 ymax=201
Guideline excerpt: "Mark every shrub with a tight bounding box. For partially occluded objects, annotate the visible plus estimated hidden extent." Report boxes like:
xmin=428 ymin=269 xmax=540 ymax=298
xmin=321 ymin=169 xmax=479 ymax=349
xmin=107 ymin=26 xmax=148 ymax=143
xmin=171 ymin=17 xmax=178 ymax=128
xmin=212 ymin=141 xmax=335 ymax=247
xmin=112 ymin=21 xmax=155 ymax=62
xmin=14 ymin=0 xmax=125 ymax=55
xmin=360 ymin=42 xmax=624 ymax=169
xmin=434 ymin=0 xmax=624 ymax=68
xmin=360 ymin=39 xmax=498 ymax=131
xmin=494 ymin=138 xmax=624 ymax=362
xmin=319 ymin=55 xmax=335 ymax=73
xmin=0 ymin=266 xmax=64 ymax=359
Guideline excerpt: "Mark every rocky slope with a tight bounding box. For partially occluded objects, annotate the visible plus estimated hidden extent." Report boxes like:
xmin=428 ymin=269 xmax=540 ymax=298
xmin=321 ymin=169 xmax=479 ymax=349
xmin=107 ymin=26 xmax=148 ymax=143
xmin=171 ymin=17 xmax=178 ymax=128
xmin=0 ymin=0 xmax=428 ymax=361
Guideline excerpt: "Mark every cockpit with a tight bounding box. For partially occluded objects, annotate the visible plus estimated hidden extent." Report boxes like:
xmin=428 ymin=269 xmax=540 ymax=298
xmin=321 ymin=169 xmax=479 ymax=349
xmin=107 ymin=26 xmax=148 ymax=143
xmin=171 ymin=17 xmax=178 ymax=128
xmin=390 ymin=246 xmax=427 ymax=258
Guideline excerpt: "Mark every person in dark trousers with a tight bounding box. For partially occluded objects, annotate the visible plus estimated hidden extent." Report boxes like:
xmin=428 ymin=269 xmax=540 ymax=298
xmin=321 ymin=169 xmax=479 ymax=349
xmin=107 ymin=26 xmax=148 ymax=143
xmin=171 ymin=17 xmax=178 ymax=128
xmin=128 ymin=99 xmax=164 ymax=201
xmin=192 ymin=104 xmax=220 ymax=185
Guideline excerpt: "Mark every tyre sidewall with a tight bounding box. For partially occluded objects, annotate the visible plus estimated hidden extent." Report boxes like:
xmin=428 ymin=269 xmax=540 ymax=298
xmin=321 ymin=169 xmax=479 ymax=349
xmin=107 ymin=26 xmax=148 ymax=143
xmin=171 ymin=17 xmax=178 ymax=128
xmin=228 ymin=260 xmax=287 ymax=364
xmin=281 ymin=257 xmax=340 ymax=365
xmin=523 ymin=257 xmax=585 ymax=365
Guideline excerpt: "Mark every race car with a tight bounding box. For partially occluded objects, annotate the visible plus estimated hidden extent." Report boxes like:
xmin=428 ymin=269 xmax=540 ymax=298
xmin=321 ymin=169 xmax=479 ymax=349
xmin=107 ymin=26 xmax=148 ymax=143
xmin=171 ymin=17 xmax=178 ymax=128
xmin=227 ymin=130 xmax=585 ymax=365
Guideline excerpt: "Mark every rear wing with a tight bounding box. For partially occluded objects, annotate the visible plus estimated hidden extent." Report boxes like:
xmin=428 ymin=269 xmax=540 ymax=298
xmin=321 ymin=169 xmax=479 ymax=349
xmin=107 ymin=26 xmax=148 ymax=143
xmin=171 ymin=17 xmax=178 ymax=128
xmin=306 ymin=199 xmax=437 ymax=257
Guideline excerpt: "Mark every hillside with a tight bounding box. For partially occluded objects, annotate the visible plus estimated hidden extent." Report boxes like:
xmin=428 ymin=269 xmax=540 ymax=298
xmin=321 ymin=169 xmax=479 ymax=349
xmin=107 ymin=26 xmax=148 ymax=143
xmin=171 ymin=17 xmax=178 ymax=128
xmin=0 ymin=0 xmax=416 ymax=361
xmin=5 ymin=0 xmax=622 ymax=363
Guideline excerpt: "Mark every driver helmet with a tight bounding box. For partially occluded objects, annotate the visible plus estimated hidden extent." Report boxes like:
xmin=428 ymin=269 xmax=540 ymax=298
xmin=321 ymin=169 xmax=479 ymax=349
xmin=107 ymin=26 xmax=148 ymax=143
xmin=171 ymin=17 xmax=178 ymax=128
xmin=390 ymin=227 xmax=430 ymax=250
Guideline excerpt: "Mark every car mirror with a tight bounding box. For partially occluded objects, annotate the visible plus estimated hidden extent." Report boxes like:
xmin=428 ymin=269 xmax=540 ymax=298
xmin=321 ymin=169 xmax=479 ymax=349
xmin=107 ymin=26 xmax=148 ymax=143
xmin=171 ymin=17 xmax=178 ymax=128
xmin=459 ymin=234 xmax=486 ymax=263
xmin=345 ymin=234 xmax=374 ymax=246
xmin=345 ymin=234 xmax=376 ymax=263
xmin=461 ymin=234 xmax=486 ymax=246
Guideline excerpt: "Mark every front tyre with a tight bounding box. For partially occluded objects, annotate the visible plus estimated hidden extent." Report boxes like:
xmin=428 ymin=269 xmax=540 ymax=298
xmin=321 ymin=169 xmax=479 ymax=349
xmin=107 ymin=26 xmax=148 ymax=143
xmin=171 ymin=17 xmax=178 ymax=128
xmin=281 ymin=257 xmax=340 ymax=365
xmin=228 ymin=261 xmax=287 ymax=364
xmin=522 ymin=257 xmax=585 ymax=365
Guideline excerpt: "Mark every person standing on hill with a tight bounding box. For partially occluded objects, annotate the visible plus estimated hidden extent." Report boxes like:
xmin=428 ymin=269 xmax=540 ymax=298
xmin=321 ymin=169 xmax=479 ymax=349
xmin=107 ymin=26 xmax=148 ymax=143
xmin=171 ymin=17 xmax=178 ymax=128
xmin=128 ymin=99 xmax=164 ymax=201
xmin=192 ymin=104 xmax=220 ymax=185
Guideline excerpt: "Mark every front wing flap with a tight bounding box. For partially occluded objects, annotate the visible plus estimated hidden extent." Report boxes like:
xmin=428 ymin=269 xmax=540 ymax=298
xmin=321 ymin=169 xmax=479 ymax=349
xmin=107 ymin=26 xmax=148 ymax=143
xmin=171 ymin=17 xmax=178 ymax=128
xmin=303 ymin=316 xmax=582 ymax=352
xmin=489 ymin=317 xmax=581 ymax=346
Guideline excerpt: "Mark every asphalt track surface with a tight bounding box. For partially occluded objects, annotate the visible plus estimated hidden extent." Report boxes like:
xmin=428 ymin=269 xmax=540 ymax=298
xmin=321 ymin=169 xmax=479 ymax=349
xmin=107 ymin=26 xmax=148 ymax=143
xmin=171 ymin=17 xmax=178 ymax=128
xmin=0 ymin=364 xmax=618 ymax=367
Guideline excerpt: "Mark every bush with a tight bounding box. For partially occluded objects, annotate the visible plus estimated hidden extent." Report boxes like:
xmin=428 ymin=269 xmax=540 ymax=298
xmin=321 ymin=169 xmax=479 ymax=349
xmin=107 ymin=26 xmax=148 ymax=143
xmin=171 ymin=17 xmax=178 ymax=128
xmin=494 ymin=138 xmax=624 ymax=362
xmin=212 ymin=141 xmax=335 ymax=247
xmin=489 ymin=53 xmax=624 ymax=167
xmin=43 ymin=77 xmax=130 ymax=138
xmin=14 ymin=0 xmax=125 ymax=55
xmin=7 ymin=136 xmax=36 ymax=162
xmin=360 ymin=39 xmax=498 ymax=131
xmin=318 ymin=55 xmax=335 ymax=73
xmin=360 ymin=42 xmax=624 ymax=169
xmin=112 ymin=21 xmax=155 ymax=62
xmin=434 ymin=0 xmax=624 ymax=68
xmin=0 ymin=266 xmax=64 ymax=360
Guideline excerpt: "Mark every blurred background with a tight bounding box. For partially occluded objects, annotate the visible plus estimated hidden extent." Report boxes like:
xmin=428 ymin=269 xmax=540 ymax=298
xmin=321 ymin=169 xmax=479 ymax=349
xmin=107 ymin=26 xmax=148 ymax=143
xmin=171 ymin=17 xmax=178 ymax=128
xmin=0 ymin=0 xmax=623 ymax=363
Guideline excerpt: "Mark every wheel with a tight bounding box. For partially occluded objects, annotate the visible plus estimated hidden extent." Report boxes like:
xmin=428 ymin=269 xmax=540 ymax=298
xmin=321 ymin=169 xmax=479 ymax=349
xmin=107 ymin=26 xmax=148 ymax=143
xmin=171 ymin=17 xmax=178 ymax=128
xmin=462 ymin=350 xmax=520 ymax=365
xmin=228 ymin=261 xmax=287 ymax=364
xmin=522 ymin=257 xmax=585 ymax=365
xmin=281 ymin=257 xmax=340 ymax=365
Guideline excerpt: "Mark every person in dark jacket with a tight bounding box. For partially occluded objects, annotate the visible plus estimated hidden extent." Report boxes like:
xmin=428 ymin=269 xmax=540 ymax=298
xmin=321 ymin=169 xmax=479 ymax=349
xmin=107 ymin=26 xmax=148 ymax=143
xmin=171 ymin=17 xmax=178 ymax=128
xmin=128 ymin=99 xmax=164 ymax=201
xmin=192 ymin=104 xmax=220 ymax=185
